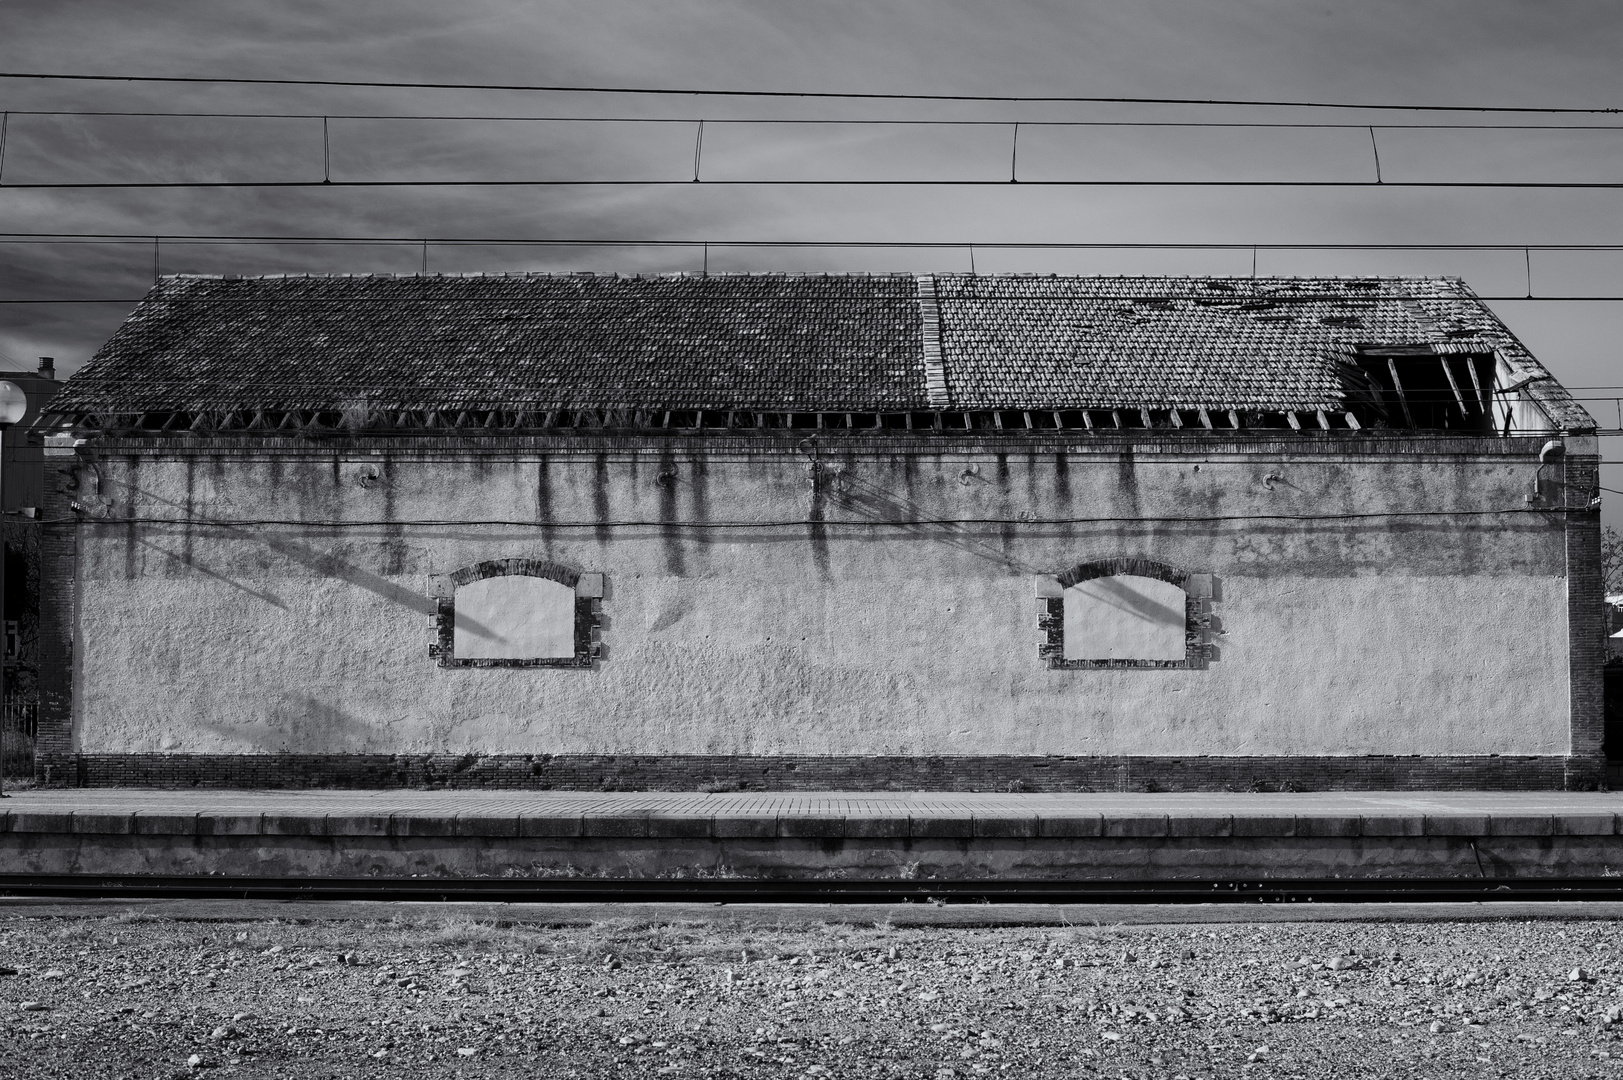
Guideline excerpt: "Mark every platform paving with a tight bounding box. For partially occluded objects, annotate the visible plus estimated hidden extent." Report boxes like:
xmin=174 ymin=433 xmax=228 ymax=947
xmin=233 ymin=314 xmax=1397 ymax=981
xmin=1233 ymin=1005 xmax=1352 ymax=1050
xmin=1 ymin=788 xmax=1621 ymax=840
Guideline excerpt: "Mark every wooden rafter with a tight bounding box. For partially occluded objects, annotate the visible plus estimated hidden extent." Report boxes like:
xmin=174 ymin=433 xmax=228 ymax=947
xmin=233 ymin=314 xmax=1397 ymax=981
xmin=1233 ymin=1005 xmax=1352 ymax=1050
xmin=1386 ymin=357 xmax=1417 ymax=428
xmin=1465 ymin=356 xmax=1489 ymax=414
xmin=88 ymin=403 xmax=1457 ymax=438
xmin=1439 ymin=356 xmax=1469 ymax=415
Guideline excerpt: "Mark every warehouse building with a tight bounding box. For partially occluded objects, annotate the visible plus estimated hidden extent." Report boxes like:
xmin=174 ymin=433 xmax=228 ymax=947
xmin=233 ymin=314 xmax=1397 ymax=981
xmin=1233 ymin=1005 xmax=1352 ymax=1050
xmin=29 ymin=272 xmax=1603 ymax=790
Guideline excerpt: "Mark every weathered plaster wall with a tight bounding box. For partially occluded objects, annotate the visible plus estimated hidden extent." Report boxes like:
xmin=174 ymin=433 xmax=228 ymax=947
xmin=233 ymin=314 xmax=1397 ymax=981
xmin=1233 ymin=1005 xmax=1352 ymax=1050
xmin=65 ymin=437 xmax=1573 ymax=758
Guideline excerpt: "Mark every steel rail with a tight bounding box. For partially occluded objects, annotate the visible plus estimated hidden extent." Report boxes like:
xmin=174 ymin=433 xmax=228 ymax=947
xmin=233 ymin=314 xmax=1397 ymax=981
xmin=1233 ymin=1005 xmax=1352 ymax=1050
xmin=1 ymin=874 xmax=1621 ymax=904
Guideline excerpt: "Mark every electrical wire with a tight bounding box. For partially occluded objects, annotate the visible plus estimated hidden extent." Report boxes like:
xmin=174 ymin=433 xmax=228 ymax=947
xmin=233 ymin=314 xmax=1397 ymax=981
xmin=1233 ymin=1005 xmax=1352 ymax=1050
xmin=5 ymin=295 xmax=1623 ymax=303
xmin=8 ymin=110 xmax=1623 ymax=130
xmin=5 ymin=234 xmax=1623 ymax=251
xmin=0 ymin=71 xmax=1618 ymax=113
xmin=47 ymin=508 xmax=1577 ymax=530
xmin=3 ymin=179 xmax=1623 ymax=189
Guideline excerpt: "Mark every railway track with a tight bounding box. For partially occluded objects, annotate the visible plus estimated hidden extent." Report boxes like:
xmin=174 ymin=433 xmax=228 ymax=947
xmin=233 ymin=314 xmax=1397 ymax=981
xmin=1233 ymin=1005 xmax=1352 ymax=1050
xmin=3 ymin=875 xmax=1623 ymax=904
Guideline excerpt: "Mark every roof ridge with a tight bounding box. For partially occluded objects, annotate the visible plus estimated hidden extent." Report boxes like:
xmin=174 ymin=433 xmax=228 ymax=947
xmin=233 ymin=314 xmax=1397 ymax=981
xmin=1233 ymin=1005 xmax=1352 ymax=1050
xmin=157 ymin=271 xmax=1470 ymax=284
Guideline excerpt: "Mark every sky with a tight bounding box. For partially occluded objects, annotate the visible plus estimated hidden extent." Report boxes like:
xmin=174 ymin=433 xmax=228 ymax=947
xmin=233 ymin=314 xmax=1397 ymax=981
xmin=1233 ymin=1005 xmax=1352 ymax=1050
xmin=0 ymin=0 xmax=1621 ymax=512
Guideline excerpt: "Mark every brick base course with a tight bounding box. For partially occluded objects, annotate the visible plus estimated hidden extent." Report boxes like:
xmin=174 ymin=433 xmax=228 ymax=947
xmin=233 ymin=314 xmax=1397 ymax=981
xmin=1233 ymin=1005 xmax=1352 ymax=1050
xmin=34 ymin=752 xmax=1601 ymax=792
xmin=2 ymin=807 xmax=1619 ymax=840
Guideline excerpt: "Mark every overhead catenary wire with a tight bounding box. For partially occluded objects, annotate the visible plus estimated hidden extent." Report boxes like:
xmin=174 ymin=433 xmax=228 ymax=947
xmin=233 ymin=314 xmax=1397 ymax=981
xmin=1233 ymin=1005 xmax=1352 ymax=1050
xmin=7 ymin=178 xmax=1623 ymax=190
xmin=7 ymin=294 xmax=1623 ymax=303
xmin=12 ymin=109 xmax=1623 ymax=130
xmin=1 ymin=71 xmax=1620 ymax=113
xmin=11 ymin=233 xmax=1623 ymax=251
xmin=0 ymin=114 xmax=1616 ymax=190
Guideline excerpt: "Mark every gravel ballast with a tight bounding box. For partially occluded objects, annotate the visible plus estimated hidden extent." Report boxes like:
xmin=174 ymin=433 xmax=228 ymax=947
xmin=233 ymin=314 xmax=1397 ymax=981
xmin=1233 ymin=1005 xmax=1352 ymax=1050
xmin=2 ymin=907 xmax=1622 ymax=1078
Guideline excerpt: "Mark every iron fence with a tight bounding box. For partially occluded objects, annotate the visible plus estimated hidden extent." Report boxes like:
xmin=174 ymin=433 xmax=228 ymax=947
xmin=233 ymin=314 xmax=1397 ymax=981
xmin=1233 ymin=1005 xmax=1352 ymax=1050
xmin=1 ymin=697 xmax=36 ymax=782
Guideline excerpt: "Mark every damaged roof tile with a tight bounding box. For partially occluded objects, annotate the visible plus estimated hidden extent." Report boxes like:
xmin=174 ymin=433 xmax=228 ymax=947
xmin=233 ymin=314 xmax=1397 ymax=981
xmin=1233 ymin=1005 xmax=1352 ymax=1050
xmin=50 ymin=272 xmax=1590 ymax=429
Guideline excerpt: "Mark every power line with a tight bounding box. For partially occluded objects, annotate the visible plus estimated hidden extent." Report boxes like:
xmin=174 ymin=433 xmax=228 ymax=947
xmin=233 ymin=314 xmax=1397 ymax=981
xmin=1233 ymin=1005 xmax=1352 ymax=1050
xmin=7 ymin=295 xmax=1623 ymax=304
xmin=7 ymin=109 xmax=1623 ymax=130
xmin=0 ymin=71 xmax=1617 ymax=113
xmin=52 ymin=507 xmax=1573 ymax=530
xmin=3 ymin=179 xmax=1623 ymax=190
xmin=0 ymin=111 xmax=1616 ymax=188
xmin=5 ymin=233 xmax=1623 ymax=252
xmin=0 ymin=345 xmax=37 ymax=374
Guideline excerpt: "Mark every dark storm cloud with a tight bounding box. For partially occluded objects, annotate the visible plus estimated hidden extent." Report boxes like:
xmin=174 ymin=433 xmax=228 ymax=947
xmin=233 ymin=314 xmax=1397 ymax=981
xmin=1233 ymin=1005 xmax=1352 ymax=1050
xmin=1 ymin=0 xmax=1621 ymax=508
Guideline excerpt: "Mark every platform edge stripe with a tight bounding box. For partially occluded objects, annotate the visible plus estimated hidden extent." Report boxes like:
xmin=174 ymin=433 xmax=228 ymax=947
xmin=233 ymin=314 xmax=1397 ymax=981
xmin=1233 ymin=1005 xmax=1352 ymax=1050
xmin=971 ymin=815 xmax=1039 ymax=838
xmin=1230 ymin=815 xmax=1295 ymax=838
xmin=517 ymin=814 xmax=585 ymax=838
xmin=646 ymin=814 xmax=714 ymax=838
xmin=1553 ymin=813 xmax=1620 ymax=836
xmin=1423 ymin=815 xmax=1493 ymax=837
xmin=777 ymin=815 xmax=844 ymax=839
xmin=1103 ymin=814 xmax=1169 ymax=838
xmin=1359 ymin=814 xmax=1424 ymax=837
xmin=1035 ymin=814 xmax=1104 ymax=837
xmin=909 ymin=815 xmax=974 ymax=839
xmin=1486 ymin=814 xmax=1555 ymax=837
xmin=581 ymin=814 xmax=650 ymax=838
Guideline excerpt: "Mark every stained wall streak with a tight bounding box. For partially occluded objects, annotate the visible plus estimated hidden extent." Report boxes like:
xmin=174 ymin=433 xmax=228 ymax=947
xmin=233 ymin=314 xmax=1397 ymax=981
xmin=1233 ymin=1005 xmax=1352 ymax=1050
xmin=39 ymin=434 xmax=1586 ymax=786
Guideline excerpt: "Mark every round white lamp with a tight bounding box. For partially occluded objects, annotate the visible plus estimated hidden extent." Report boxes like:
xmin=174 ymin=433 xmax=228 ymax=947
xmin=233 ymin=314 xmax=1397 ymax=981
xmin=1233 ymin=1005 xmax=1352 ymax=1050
xmin=0 ymin=380 xmax=27 ymax=797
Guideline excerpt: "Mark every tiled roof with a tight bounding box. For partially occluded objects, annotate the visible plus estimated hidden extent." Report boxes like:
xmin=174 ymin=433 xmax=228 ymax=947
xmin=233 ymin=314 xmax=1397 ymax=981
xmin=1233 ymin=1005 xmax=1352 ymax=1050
xmin=51 ymin=272 xmax=1591 ymax=429
xmin=55 ymin=273 xmax=927 ymax=415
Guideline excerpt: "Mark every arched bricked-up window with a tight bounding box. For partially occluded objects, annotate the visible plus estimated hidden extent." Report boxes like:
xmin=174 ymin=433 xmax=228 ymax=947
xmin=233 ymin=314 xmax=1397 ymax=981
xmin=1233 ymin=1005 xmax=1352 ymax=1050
xmin=1036 ymin=558 xmax=1212 ymax=670
xmin=427 ymin=559 xmax=602 ymax=669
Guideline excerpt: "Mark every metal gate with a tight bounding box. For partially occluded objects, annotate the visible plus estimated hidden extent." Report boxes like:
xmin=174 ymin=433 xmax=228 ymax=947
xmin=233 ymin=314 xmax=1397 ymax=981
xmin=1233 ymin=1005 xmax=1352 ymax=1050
xmin=0 ymin=697 xmax=36 ymax=783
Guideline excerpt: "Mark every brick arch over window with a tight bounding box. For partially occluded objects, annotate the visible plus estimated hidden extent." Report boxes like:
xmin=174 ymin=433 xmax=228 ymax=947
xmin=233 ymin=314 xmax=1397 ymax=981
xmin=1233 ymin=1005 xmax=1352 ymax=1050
xmin=428 ymin=558 xmax=601 ymax=669
xmin=1039 ymin=558 xmax=1212 ymax=670
xmin=1056 ymin=557 xmax=1187 ymax=591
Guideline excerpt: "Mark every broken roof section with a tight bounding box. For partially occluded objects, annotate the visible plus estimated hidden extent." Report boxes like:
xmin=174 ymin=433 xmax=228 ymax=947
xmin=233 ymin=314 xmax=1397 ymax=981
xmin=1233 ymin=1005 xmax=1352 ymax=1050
xmin=49 ymin=272 xmax=1593 ymax=435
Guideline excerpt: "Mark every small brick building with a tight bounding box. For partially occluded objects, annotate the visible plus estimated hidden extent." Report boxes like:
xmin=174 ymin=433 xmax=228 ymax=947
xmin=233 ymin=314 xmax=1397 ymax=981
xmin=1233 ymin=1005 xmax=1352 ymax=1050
xmin=31 ymin=273 xmax=1603 ymax=790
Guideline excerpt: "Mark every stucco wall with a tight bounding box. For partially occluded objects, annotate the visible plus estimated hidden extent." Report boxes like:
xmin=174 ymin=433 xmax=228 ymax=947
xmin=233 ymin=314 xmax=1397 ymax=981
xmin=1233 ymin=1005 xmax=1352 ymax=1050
xmin=64 ymin=437 xmax=1573 ymax=758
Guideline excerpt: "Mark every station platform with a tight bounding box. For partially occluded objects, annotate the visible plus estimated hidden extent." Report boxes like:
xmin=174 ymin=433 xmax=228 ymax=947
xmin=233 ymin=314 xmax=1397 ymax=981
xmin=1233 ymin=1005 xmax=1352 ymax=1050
xmin=3 ymin=788 xmax=1623 ymax=884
